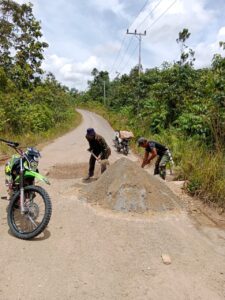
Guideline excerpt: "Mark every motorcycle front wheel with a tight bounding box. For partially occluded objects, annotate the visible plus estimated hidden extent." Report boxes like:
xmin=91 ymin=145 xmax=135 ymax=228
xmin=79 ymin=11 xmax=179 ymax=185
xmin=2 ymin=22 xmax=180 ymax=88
xmin=7 ymin=185 xmax=52 ymax=240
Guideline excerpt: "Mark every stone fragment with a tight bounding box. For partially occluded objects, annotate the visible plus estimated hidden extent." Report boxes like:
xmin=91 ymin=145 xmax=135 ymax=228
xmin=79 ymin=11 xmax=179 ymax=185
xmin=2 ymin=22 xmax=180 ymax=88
xmin=161 ymin=254 xmax=172 ymax=265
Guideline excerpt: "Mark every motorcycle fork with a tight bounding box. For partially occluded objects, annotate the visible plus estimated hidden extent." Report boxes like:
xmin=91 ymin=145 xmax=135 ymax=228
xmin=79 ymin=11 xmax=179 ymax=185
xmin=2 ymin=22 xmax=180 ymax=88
xmin=19 ymin=157 xmax=25 ymax=214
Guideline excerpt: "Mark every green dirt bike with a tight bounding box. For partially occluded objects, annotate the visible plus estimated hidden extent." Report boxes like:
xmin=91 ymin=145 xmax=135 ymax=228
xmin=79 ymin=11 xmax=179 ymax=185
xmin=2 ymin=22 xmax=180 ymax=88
xmin=0 ymin=138 xmax=52 ymax=240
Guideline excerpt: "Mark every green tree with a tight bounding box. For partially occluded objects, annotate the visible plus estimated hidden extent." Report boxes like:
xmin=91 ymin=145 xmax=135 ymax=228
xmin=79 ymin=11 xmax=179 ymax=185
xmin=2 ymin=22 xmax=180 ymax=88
xmin=0 ymin=0 xmax=48 ymax=88
xmin=207 ymin=46 xmax=225 ymax=149
xmin=176 ymin=28 xmax=195 ymax=66
xmin=88 ymin=68 xmax=110 ymax=104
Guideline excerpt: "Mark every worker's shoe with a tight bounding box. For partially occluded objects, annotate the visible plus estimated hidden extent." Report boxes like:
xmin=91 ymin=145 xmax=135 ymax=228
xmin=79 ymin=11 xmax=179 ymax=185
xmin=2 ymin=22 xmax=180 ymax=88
xmin=83 ymin=175 xmax=93 ymax=181
xmin=154 ymin=168 xmax=159 ymax=175
xmin=159 ymin=167 xmax=166 ymax=180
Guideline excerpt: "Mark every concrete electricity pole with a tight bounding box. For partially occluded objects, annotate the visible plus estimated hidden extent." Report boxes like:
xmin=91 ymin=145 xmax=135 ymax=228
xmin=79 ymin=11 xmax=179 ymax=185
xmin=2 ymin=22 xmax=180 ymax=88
xmin=127 ymin=29 xmax=146 ymax=76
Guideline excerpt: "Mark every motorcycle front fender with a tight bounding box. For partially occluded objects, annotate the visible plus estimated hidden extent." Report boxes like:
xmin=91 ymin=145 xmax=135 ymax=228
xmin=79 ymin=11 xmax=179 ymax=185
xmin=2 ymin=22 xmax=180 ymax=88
xmin=24 ymin=170 xmax=50 ymax=185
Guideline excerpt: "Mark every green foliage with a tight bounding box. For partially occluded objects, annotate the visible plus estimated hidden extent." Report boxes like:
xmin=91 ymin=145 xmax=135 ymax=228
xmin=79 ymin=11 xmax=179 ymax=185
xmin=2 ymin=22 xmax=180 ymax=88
xmin=175 ymin=98 xmax=211 ymax=138
xmin=0 ymin=106 xmax=7 ymax=131
xmin=87 ymin=68 xmax=110 ymax=104
xmin=84 ymin=36 xmax=224 ymax=150
xmin=0 ymin=67 xmax=7 ymax=90
xmin=0 ymin=110 xmax=82 ymax=158
xmin=208 ymin=53 xmax=225 ymax=149
xmin=141 ymin=97 xmax=168 ymax=133
xmin=20 ymin=103 xmax=54 ymax=132
xmin=0 ymin=0 xmax=48 ymax=89
xmin=0 ymin=0 xmax=82 ymax=169
xmin=0 ymin=79 xmax=76 ymax=135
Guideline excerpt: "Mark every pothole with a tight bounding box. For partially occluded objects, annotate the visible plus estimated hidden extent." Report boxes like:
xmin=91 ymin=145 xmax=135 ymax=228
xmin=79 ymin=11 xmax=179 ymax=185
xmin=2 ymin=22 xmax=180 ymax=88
xmin=48 ymin=163 xmax=100 ymax=179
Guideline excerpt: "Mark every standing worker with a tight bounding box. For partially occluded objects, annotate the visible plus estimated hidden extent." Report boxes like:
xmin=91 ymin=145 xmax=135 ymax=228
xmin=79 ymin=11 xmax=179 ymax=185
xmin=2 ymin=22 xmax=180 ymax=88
xmin=84 ymin=128 xmax=111 ymax=180
xmin=137 ymin=137 xmax=174 ymax=180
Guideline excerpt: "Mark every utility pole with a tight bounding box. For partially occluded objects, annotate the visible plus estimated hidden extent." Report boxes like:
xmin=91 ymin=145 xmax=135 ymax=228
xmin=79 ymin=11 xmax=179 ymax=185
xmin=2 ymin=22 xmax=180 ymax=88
xmin=127 ymin=29 xmax=146 ymax=113
xmin=127 ymin=29 xmax=146 ymax=76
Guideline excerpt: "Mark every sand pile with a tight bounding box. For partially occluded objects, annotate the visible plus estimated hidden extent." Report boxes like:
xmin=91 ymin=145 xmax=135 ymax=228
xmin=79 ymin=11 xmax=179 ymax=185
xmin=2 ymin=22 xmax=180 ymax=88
xmin=84 ymin=158 xmax=181 ymax=213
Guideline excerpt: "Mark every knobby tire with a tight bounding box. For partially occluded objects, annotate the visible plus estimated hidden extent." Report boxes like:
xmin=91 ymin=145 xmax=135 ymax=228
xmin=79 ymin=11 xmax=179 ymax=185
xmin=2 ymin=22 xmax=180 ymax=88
xmin=7 ymin=185 xmax=52 ymax=240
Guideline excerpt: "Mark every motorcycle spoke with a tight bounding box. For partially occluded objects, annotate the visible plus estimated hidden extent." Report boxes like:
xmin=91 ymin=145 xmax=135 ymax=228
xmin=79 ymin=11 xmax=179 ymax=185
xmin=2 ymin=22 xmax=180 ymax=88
xmin=11 ymin=191 xmax=46 ymax=234
xmin=27 ymin=214 xmax=38 ymax=228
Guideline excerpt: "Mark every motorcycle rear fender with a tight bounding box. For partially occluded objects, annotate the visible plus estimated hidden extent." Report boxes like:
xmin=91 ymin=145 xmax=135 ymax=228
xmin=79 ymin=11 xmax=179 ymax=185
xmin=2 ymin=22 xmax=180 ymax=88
xmin=24 ymin=170 xmax=50 ymax=185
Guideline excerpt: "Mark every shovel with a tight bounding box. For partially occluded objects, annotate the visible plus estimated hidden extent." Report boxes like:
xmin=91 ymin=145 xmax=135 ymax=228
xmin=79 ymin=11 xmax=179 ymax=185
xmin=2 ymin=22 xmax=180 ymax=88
xmin=90 ymin=151 xmax=109 ymax=167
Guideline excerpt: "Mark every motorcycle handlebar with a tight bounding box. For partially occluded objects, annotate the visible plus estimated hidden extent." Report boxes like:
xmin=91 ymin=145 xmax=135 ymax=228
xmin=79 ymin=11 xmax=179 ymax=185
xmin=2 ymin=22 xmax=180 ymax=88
xmin=0 ymin=138 xmax=19 ymax=148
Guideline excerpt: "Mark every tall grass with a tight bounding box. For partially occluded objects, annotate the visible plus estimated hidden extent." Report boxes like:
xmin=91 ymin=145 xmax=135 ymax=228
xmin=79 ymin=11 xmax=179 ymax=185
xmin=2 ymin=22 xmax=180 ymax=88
xmin=180 ymin=147 xmax=225 ymax=206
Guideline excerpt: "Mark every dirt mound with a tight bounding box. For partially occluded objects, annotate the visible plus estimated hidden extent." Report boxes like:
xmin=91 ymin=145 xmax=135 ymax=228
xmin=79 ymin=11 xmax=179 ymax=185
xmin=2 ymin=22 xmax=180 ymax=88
xmin=84 ymin=158 xmax=182 ymax=213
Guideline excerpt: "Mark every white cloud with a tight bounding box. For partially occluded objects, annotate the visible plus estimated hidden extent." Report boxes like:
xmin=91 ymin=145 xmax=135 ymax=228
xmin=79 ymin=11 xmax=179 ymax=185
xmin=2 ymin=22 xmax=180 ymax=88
xmin=217 ymin=27 xmax=225 ymax=40
xmin=141 ymin=0 xmax=214 ymax=43
xmin=94 ymin=41 xmax=121 ymax=56
xmin=150 ymin=0 xmax=212 ymax=27
xmin=90 ymin=0 xmax=125 ymax=15
xmin=42 ymin=54 xmax=102 ymax=90
xmin=195 ymin=26 xmax=225 ymax=68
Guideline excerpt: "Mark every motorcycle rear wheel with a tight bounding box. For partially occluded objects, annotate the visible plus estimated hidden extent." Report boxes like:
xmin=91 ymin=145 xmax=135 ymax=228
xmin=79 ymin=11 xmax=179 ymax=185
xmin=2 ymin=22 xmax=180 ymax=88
xmin=7 ymin=185 xmax=52 ymax=240
xmin=123 ymin=147 xmax=129 ymax=155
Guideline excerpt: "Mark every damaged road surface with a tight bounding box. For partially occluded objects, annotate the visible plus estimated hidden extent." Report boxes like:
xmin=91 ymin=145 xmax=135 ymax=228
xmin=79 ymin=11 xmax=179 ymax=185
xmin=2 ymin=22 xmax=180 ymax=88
xmin=0 ymin=109 xmax=225 ymax=300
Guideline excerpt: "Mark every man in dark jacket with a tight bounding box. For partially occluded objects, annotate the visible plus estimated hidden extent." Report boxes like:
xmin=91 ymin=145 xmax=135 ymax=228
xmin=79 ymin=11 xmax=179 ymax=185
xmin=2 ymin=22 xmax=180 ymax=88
xmin=84 ymin=128 xmax=111 ymax=180
xmin=137 ymin=137 xmax=173 ymax=180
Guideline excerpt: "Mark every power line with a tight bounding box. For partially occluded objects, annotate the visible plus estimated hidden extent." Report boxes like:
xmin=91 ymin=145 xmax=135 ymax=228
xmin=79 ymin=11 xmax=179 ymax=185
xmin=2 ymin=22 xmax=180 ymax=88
xmin=115 ymin=36 xmax=135 ymax=72
xmin=110 ymin=0 xmax=177 ymax=78
xmin=146 ymin=0 xmax=177 ymax=31
xmin=116 ymin=0 xmax=161 ymax=75
xmin=110 ymin=36 xmax=137 ymax=77
xmin=136 ymin=0 xmax=163 ymax=29
xmin=119 ymin=43 xmax=139 ymax=74
xmin=128 ymin=0 xmax=149 ymax=30
xmin=114 ymin=0 xmax=155 ymax=76
xmin=109 ymin=0 xmax=149 ymax=76
xmin=108 ymin=34 xmax=127 ymax=74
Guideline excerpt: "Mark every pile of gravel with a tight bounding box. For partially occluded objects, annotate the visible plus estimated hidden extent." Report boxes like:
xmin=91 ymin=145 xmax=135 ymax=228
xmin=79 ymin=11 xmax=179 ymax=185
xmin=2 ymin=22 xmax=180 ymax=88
xmin=84 ymin=158 xmax=181 ymax=213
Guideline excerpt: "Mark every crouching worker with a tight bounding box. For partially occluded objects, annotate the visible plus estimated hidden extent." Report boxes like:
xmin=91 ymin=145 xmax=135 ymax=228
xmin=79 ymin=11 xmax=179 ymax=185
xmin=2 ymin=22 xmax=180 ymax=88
xmin=84 ymin=128 xmax=111 ymax=180
xmin=137 ymin=137 xmax=174 ymax=180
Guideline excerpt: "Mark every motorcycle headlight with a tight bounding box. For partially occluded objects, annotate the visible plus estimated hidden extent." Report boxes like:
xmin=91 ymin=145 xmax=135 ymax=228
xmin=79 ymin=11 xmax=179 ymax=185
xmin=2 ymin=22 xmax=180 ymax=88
xmin=30 ymin=160 xmax=38 ymax=171
xmin=33 ymin=155 xmax=39 ymax=162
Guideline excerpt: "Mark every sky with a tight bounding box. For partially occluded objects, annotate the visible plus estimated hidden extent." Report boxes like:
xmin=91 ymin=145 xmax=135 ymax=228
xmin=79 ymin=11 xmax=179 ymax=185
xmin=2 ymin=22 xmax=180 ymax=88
xmin=15 ymin=0 xmax=225 ymax=90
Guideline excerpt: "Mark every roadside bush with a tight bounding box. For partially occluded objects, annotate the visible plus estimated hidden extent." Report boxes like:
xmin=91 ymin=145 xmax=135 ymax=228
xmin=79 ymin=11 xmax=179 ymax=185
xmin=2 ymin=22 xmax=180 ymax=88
xmin=21 ymin=103 xmax=54 ymax=132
